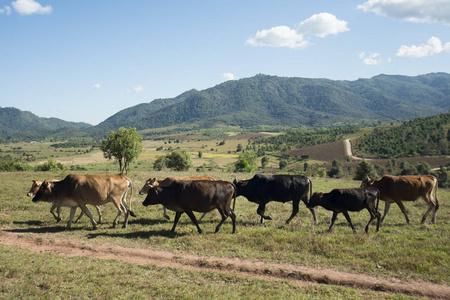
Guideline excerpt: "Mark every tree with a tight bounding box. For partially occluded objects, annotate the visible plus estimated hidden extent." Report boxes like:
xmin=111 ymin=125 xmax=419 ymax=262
xmin=261 ymin=156 xmax=269 ymax=169
xmin=100 ymin=127 xmax=142 ymax=174
xmin=165 ymin=150 xmax=192 ymax=171
xmin=354 ymin=160 xmax=378 ymax=180
xmin=234 ymin=151 xmax=257 ymax=172
xmin=328 ymin=160 xmax=343 ymax=178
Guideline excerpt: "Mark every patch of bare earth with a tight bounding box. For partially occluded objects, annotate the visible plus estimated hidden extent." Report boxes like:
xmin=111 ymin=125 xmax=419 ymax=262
xmin=0 ymin=231 xmax=449 ymax=299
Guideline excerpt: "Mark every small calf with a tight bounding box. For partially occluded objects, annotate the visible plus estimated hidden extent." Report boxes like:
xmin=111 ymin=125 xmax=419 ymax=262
xmin=307 ymin=187 xmax=380 ymax=233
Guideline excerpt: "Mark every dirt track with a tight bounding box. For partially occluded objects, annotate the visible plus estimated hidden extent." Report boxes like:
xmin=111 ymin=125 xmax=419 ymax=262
xmin=1 ymin=230 xmax=449 ymax=299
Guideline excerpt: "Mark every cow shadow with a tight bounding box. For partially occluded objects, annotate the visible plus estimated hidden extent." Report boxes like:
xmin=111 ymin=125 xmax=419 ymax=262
xmin=87 ymin=229 xmax=187 ymax=240
xmin=7 ymin=225 xmax=71 ymax=234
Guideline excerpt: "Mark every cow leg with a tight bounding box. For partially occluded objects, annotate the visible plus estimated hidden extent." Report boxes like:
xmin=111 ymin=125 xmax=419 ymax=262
xmin=364 ymin=209 xmax=377 ymax=233
xmin=74 ymin=209 xmax=85 ymax=223
xmin=95 ymin=205 xmax=102 ymax=223
xmin=421 ymin=202 xmax=436 ymax=224
xmin=199 ymin=212 xmax=208 ymax=221
xmin=118 ymin=202 xmax=130 ymax=229
xmin=170 ymin=212 xmax=182 ymax=233
xmin=215 ymin=209 xmax=227 ymax=233
xmin=67 ymin=207 xmax=76 ymax=229
xmin=396 ymin=201 xmax=410 ymax=224
xmin=163 ymin=207 xmax=170 ymax=220
xmin=342 ymin=211 xmax=356 ymax=233
xmin=328 ymin=212 xmax=338 ymax=232
xmin=381 ymin=201 xmax=391 ymax=223
xmin=50 ymin=204 xmax=62 ymax=222
xmin=257 ymin=203 xmax=272 ymax=224
xmin=185 ymin=210 xmax=203 ymax=234
xmin=286 ymin=199 xmax=300 ymax=224
xmin=78 ymin=203 xmax=97 ymax=230
xmin=375 ymin=209 xmax=381 ymax=232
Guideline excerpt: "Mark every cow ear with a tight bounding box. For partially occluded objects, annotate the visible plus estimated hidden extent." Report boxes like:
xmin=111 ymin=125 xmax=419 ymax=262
xmin=233 ymin=176 xmax=238 ymax=184
xmin=241 ymin=181 xmax=248 ymax=187
xmin=42 ymin=180 xmax=51 ymax=191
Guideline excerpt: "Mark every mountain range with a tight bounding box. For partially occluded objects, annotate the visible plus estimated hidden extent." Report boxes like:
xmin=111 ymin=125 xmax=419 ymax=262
xmin=1 ymin=73 xmax=449 ymax=140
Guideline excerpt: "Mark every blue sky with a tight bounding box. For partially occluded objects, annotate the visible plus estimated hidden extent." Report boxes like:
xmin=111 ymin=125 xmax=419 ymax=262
xmin=1 ymin=0 xmax=449 ymax=125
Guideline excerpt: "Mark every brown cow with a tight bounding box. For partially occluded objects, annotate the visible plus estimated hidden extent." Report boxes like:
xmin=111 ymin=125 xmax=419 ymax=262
xmin=139 ymin=176 xmax=215 ymax=220
xmin=27 ymin=180 xmax=102 ymax=223
xmin=361 ymin=175 xmax=439 ymax=224
xmin=142 ymin=180 xmax=236 ymax=234
xmin=32 ymin=174 xmax=134 ymax=229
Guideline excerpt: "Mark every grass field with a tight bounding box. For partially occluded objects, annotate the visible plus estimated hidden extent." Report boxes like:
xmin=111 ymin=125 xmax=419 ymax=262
xmin=0 ymin=170 xmax=448 ymax=299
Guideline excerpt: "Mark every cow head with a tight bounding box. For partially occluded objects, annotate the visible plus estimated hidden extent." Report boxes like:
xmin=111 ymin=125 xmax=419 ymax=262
xmin=360 ymin=176 xmax=376 ymax=188
xmin=307 ymin=192 xmax=324 ymax=208
xmin=27 ymin=180 xmax=43 ymax=197
xmin=32 ymin=180 xmax=52 ymax=203
xmin=139 ymin=178 xmax=159 ymax=195
xmin=142 ymin=185 xmax=160 ymax=207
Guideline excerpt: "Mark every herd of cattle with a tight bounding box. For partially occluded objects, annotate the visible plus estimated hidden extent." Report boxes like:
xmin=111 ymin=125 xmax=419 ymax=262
xmin=28 ymin=173 xmax=440 ymax=234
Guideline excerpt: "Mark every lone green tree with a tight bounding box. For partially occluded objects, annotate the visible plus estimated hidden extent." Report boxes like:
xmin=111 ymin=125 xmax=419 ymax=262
xmin=100 ymin=127 xmax=142 ymax=174
xmin=166 ymin=150 xmax=192 ymax=171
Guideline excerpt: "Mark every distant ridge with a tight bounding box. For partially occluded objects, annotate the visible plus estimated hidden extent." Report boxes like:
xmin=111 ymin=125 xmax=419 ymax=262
xmin=97 ymin=72 xmax=450 ymax=131
xmin=2 ymin=73 xmax=450 ymax=140
xmin=0 ymin=107 xmax=91 ymax=140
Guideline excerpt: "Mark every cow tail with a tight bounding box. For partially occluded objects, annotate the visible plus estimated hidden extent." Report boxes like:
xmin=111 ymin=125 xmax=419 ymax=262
xmin=231 ymin=182 xmax=237 ymax=211
xmin=375 ymin=187 xmax=380 ymax=212
xmin=432 ymin=176 xmax=439 ymax=210
xmin=309 ymin=178 xmax=312 ymax=202
xmin=127 ymin=177 xmax=136 ymax=218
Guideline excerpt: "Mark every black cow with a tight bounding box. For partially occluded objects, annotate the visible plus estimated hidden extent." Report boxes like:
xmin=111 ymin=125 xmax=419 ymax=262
xmin=233 ymin=174 xmax=314 ymax=224
xmin=142 ymin=180 xmax=236 ymax=234
xmin=307 ymin=187 xmax=381 ymax=233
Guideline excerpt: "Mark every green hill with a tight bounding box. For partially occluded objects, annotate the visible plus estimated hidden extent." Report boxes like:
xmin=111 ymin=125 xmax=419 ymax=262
xmin=0 ymin=107 xmax=92 ymax=141
xmin=97 ymin=73 xmax=450 ymax=131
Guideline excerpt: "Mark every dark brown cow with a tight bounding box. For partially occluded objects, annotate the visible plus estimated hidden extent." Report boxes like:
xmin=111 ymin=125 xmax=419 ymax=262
xmin=142 ymin=180 xmax=236 ymax=234
xmin=361 ymin=175 xmax=439 ymax=224
xmin=139 ymin=176 xmax=215 ymax=220
xmin=32 ymin=174 xmax=134 ymax=229
xmin=307 ymin=187 xmax=380 ymax=233
xmin=27 ymin=180 xmax=102 ymax=223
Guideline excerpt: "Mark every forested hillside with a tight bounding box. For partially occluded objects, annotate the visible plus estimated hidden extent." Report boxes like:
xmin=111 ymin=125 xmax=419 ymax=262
xmin=354 ymin=113 xmax=449 ymax=158
xmin=0 ymin=107 xmax=92 ymax=141
xmin=98 ymin=73 xmax=450 ymax=131
xmin=2 ymin=73 xmax=450 ymax=141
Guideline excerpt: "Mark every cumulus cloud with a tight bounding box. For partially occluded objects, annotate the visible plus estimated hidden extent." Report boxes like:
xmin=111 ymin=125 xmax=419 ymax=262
xmin=92 ymin=83 xmax=101 ymax=89
xmin=359 ymin=52 xmax=383 ymax=65
xmin=246 ymin=25 xmax=309 ymax=49
xmin=357 ymin=0 xmax=450 ymax=24
xmin=222 ymin=73 xmax=235 ymax=81
xmin=246 ymin=12 xmax=348 ymax=49
xmin=12 ymin=0 xmax=52 ymax=15
xmin=297 ymin=12 xmax=349 ymax=37
xmin=396 ymin=36 xmax=450 ymax=57
xmin=127 ymin=85 xmax=144 ymax=93
xmin=0 ymin=6 xmax=12 ymax=15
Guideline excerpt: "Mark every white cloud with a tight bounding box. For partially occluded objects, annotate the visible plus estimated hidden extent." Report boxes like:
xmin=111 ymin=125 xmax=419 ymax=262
xmin=357 ymin=0 xmax=450 ymax=24
xmin=246 ymin=12 xmax=348 ymax=49
xmin=92 ymin=83 xmax=101 ymax=89
xmin=359 ymin=52 xmax=382 ymax=65
xmin=297 ymin=12 xmax=349 ymax=37
xmin=222 ymin=73 xmax=235 ymax=81
xmin=246 ymin=25 xmax=309 ymax=49
xmin=0 ymin=6 xmax=12 ymax=15
xmin=12 ymin=0 xmax=52 ymax=15
xmin=127 ymin=85 xmax=144 ymax=93
xmin=396 ymin=36 xmax=450 ymax=57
